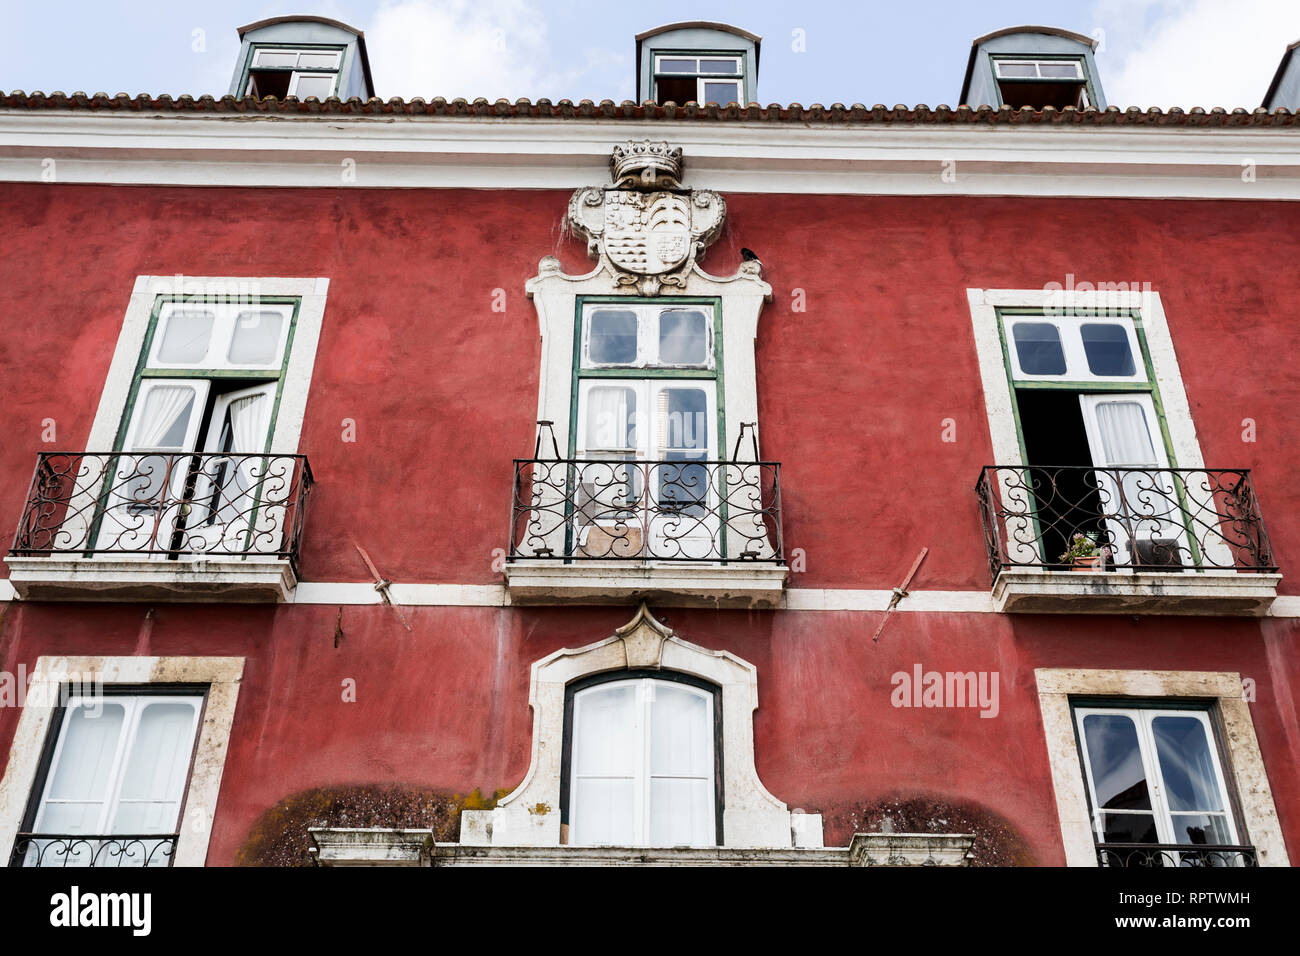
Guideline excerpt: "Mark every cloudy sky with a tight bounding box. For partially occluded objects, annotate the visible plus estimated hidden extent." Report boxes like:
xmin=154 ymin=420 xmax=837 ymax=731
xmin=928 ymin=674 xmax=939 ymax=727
xmin=2 ymin=0 xmax=1297 ymax=109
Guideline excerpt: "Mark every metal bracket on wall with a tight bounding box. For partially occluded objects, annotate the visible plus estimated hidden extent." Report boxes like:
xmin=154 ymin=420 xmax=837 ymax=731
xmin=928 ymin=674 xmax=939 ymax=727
xmin=354 ymin=544 xmax=412 ymax=631
xmin=872 ymin=547 xmax=929 ymax=644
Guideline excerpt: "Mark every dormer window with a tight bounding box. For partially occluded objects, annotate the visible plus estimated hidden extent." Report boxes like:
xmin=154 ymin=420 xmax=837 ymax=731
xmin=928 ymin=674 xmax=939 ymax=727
xmin=245 ymin=47 xmax=342 ymax=99
xmin=993 ymin=56 xmax=1092 ymax=108
xmin=652 ymin=54 xmax=744 ymax=105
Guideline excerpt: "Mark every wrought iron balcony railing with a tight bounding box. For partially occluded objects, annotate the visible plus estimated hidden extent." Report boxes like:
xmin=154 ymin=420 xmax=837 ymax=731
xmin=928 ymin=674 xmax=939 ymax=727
xmin=10 ymin=833 xmax=177 ymax=867
xmin=975 ymin=465 xmax=1276 ymax=579
xmin=509 ymin=458 xmax=783 ymax=563
xmin=9 ymin=452 xmax=313 ymax=571
xmin=1096 ymin=843 xmax=1258 ymax=868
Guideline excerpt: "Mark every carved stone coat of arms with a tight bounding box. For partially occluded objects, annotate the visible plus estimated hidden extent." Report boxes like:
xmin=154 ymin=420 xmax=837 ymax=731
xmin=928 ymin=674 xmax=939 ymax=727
xmin=567 ymin=141 xmax=726 ymax=295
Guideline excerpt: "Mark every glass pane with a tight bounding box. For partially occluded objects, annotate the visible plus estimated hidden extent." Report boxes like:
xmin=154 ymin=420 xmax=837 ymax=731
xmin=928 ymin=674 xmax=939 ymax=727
xmin=650 ymin=684 xmax=710 ymax=776
xmin=573 ymin=684 xmax=638 ymax=777
xmin=573 ymin=778 xmax=636 ymax=845
xmin=112 ymin=702 xmax=197 ymax=834
xmin=699 ymin=58 xmax=740 ymax=74
xmin=253 ymin=50 xmax=298 ymax=67
xmin=298 ymin=52 xmax=341 ymax=69
xmin=1081 ymin=324 xmax=1136 ymax=376
xmin=156 ymin=310 xmax=214 ymax=364
xmin=1012 ymin=322 xmax=1066 ymax=375
xmin=658 ymin=58 xmax=697 ymax=73
xmin=703 ymin=81 xmax=740 ymax=103
xmin=650 ymin=777 xmax=713 ymax=847
xmin=661 ymin=388 xmax=707 ymax=450
xmin=657 ymin=309 xmax=708 ymax=365
xmin=587 ymin=309 xmax=638 ymax=364
xmin=1095 ymin=402 xmax=1157 ymax=464
xmin=1082 ymin=713 xmax=1151 ymax=810
xmin=1100 ymin=812 xmax=1159 ymax=843
xmin=228 ymin=310 xmax=284 ymax=365
xmin=293 ymin=74 xmax=335 ymax=98
xmin=1170 ymin=813 xmax=1233 ymax=847
xmin=585 ymin=386 xmax=637 ymax=450
xmin=47 ymin=702 xmax=125 ymax=805
xmin=997 ymin=61 xmax=1038 ymax=78
xmin=137 ymin=386 xmax=197 ymax=451
xmin=1040 ymin=61 xmax=1083 ymax=79
xmin=1152 ymin=716 xmax=1224 ymax=813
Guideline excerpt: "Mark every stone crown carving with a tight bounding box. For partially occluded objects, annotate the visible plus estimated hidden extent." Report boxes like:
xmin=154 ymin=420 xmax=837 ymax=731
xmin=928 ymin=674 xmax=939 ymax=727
xmin=567 ymin=140 xmax=726 ymax=296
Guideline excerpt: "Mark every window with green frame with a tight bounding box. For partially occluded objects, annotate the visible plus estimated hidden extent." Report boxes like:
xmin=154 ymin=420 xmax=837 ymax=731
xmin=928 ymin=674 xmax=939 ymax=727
xmin=997 ymin=307 xmax=1196 ymax=568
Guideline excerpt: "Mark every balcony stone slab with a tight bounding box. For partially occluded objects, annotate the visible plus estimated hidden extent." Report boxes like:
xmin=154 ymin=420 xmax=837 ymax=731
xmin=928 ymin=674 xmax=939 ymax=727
xmin=992 ymin=569 xmax=1281 ymax=615
xmin=504 ymin=560 xmax=788 ymax=608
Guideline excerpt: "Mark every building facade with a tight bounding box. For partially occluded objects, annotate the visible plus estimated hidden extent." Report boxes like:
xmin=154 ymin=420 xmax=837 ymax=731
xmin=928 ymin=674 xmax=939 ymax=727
xmin=0 ymin=19 xmax=1298 ymax=868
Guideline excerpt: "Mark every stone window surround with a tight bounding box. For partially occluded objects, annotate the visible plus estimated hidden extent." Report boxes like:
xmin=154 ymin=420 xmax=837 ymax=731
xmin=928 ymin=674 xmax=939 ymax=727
xmin=0 ymin=655 xmax=244 ymax=867
xmin=460 ymin=603 xmax=822 ymax=849
xmin=1034 ymin=667 xmax=1290 ymax=867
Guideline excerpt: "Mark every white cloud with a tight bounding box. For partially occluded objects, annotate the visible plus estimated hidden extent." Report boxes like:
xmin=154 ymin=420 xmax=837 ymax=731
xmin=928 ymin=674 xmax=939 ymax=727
xmin=1094 ymin=0 xmax=1300 ymax=109
xmin=366 ymin=0 xmax=626 ymax=101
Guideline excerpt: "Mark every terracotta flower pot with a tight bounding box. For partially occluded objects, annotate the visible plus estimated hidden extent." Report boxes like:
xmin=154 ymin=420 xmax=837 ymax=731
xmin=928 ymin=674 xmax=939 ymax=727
xmin=1071 ymin=555 xmax=1102 ymax=571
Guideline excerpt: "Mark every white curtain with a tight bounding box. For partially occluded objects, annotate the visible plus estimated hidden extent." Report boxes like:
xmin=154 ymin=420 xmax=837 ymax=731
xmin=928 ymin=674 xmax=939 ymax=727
xmin=585 ymin=386 xmax=635 ymax=451
xmin=228 ymin=392 xmax=270 ymax=454
xmin=134 ymin=385 xmax=195 ymax=450
xmin=1095 ymin=401 xmax=1157 ymax=466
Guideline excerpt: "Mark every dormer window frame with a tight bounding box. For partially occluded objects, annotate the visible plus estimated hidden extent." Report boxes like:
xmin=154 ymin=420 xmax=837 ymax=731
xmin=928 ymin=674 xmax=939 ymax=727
xmin=651 ymin=50 xmax=747 ymax=105
xmin=240 ymin=42 xmax=347 ymax=100
xmin=990 ymin=53 xmax=1097 ymax=110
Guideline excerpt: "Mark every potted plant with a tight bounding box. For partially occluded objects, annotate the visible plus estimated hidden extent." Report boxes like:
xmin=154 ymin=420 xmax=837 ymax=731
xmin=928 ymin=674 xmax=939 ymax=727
xmin=1060 ymin=532 xmax=1103 ymax=570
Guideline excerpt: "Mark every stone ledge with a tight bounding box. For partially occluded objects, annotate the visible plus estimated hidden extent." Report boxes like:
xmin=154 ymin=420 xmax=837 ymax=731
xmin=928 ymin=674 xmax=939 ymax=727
xmin=992 ymin=569 xmax=1281 ymax=616
xmin=504 ymin=560 xmax=788 ymax=609
xmin=309 ymin=829 xmax=975 ymax=867
xmin=4 ymin=556 xmax=298 ymax=603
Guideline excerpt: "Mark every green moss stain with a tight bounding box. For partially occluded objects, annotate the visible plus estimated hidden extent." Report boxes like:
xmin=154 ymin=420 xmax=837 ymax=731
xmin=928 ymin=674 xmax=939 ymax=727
xmin=235 ymin=784 xmax=506 ymax=867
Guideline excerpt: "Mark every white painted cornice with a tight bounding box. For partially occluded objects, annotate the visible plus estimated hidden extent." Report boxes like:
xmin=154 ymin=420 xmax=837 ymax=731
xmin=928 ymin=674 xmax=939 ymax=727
xmin=1 ymin=111 xmax=1299 ymax=198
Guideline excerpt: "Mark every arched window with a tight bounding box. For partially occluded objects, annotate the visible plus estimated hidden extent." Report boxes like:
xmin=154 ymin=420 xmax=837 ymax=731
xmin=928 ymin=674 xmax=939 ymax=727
xmin=562 ymin=671 xmax=721 ymax=847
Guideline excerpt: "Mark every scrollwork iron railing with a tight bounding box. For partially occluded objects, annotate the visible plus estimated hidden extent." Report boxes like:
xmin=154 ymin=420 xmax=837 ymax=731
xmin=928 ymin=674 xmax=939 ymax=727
xmin=9 ymin=452 xmax=312 ymax=571
xmin=509 ymin=458 xmax=783 ymax=562
xmin=975 ymin=465 xmax=1276 ymax=580
xmin=1096 ymin=843 xmax=1258 ymax=868
xmin=10 ymin=833 xmax=178 ymax=867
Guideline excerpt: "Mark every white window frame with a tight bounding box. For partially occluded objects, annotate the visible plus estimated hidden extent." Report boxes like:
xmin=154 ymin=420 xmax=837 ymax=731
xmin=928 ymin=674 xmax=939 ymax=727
xmin=0 ymin=656 xmax=244 ymax=867
xmin=581 ymin=302 xmax=714 ymax=370
xmin=27 ymin=694 xmax=203 ymax=863
xmin=569 ymin=677 xmax=716 ymax=848
xmin=994 ymin=58 xmax=1086 ymax=81
xmin=652 ymin=55 xmax=744 ymax=105
xmin=1075 ymin=705 xmax=1240 ymax=854
xmin=576 ymin=378 xmax=717 ymax=460
xmin=88 ymin=277 xmax=328 ymax=457
xmin=286 ymin=72 xmax=339 ymax=99
xmin=1034 ymin=668 xmax=1290 ymax=866
xmin=148 ymin=300 xmax=293 ymax=372
xmin=1003 ymin=312 xmax=1146 ymax=383
xmin=251 ymin=48 xmax=342 ymax=70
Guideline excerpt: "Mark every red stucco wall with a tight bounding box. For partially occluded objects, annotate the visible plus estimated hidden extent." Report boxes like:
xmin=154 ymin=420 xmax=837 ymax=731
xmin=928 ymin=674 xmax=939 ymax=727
xmin=1 ymin=183 xmax=1298 ymax=865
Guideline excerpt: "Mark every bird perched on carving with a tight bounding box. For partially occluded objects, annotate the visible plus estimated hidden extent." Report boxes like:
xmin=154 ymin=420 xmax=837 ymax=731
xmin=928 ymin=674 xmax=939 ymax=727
xmin=740 ymin=247 xmax=763 ymax=271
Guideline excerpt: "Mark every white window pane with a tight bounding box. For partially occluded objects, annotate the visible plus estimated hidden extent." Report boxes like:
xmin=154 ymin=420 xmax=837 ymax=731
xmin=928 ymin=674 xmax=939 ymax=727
xmin=585 ymin=386 xmax=637 ymax=450
xmin=650 ymin=684 xmax=710 ymax=776
xmin=293 ymin=74 xmax=335 ymax=98
xmin=650 ymin=777 xmax=712 ymax=847
xmin=1082 ymin=713 xmax=1151 ymax=811
xmin=997 ymin=60 xmax=1038 ymax=78
xmin=1081 ymin=323 xmax=1136 ymax=376
xmin=657 ymin=309 xmax=707 ymax=365
xmin=573 ymin=778 xmax=636 ymax=845
xmin=1151 ymin=716 xmax=1224 ymax=814
xmin=227 ymin=310 xmax=284 ymax=366
xmin=1011 ymin=321 xmax=1066 ymax=375
xmin=702 ymin=81 xmax=740 ymax=103
xmin=156 ymin=310 xmax=214 ymax=364
xmin=574 ymin=683 xmax=639 ymax=776
xmin=47 ymin=702 xmax=125 ymax=805
xmin=1095 ymin=401 xmax=1157 ymax=465
xmin=253 ymin=50 xmax=298 ymax=67
xmin=114 ymin=702 xmax=196 ymax=804
xmin=136 ymin=385 xmax=198 ymax=450
xmin=588 ymin=309 xmax=638 ymax=364
xmin=298 ymin=51 xmax=341 ymax=69
xmin=1039 ymin=61 xmax=1083 ymax=79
